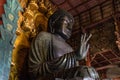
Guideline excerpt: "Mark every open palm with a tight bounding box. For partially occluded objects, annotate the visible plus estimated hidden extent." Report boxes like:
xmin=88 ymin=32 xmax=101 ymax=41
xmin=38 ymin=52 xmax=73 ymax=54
xmin=76 ymin=33 xmax=92 ymax=60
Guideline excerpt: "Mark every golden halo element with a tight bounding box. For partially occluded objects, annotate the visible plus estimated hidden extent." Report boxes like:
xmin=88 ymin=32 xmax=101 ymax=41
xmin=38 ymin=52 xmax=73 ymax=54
xmin=29 ymin=1 xmax=38 ymax=10
xmin=39 ymin=2 xmax=48 ymax=13
xmin=23 ymin=9 xmax=34 ymax=19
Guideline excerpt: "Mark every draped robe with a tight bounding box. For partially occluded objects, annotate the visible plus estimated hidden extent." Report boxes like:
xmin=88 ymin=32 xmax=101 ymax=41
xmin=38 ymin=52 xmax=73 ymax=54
xmin=28 ymin=31 xmax=77 ymax=80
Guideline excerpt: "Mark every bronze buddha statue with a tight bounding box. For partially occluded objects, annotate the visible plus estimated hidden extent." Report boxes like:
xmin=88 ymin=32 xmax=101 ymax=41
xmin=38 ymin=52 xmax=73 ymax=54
xmin=28 ymin=9 xmax=99 ymax=80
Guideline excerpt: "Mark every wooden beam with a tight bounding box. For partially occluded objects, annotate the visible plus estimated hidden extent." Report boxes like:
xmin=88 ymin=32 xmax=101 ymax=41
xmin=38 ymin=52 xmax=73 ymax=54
xmin=99 ymin=5 xmax=103 ymax=19
xmin=99 ymin=53 xmax=112 ymax=64
xmin=112 ymin=0 xmax=116 ymax=13
xmin=111 ymin=51 xmax=120 ymax=59
xmin=96 ymin=64 xmax=118 ymax=70
xmin=49 ymin=0 xmax=66 ymax=6
xmin=86 ymin=52 xmax=91 ymax=66
xmin=72 ymin=16 xmax=112 ymax=35
xmin=72 ymin=27 xmax=82 ymax=35
xmin=74 ymin=0 xmax=107 ymax=17
xmin=57 ymin=0 xmax=66 ymax=6
xmin=88 ymin=10 xmax=92 ymax=23
xmin=84 ymin=16 xmax=112 ymax=30
xmin=68 ymin=0 xmax=89 ymax=12
xmin=67 ymin=0 xmax=78 ymax=13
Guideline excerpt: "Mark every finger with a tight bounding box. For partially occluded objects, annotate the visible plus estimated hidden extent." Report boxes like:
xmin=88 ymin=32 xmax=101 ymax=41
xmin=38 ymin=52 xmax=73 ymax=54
xmin=83 ymin=51 xmax=88 ymax=59
xmin=82 ymin=43 xmax=86 ymax=55
xmin=83 ymin=33 xmax=86 ymax=42
xmin=86 ymin=34 xmax=92 ymax=43
xmin=80 ymin=43 xmax=84 ymax=54
xmin=86 ymin=44 xmax=90 ymax=53
xmin=83 ymin=44 xmax=89 ymax=54
xmin=81 ymin=34 xmax=84 ymax=42
xmin=81 ymin=34 xmax=91 ymax=53
xmin=82 ymin=44 xmax=89 ymax=59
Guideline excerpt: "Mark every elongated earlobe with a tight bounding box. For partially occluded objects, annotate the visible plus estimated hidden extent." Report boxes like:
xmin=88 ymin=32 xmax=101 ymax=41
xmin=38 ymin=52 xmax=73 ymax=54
xmin=51 ymin=28 xmax=55 ymax=33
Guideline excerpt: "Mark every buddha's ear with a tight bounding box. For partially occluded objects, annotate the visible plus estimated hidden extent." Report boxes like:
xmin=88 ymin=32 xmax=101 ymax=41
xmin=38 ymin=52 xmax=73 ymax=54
xmin=50 ymin=26 xmax=55 ymax=33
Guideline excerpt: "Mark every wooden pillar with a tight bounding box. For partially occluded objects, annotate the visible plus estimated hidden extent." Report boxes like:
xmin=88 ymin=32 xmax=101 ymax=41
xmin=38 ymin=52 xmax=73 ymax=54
xmin=114 ymin=12 xmax=120 ymax=50
xmin=0 ymin=0 xmax=6 ymax=24
xmin=86 ymin=51 xmax=91 ymax=67
xmin=0 ymin=0 xmax=6 ymax=15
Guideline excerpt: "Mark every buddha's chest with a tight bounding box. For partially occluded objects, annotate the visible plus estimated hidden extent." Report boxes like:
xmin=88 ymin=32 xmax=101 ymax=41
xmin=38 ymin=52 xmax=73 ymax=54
xmin=52 ymin=38 xmax=73 ymax=58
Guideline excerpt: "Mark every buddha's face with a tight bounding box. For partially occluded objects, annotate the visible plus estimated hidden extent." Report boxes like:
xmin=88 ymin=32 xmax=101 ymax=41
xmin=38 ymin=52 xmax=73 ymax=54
xmin=54 ymin=16 xmax=73 ymax=39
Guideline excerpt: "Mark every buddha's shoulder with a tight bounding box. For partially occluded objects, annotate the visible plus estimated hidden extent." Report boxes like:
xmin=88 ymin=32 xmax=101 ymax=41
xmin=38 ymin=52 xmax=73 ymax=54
xmin=36 ymin=31 xmax=52 ymax=40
